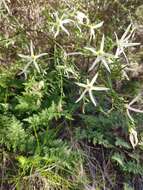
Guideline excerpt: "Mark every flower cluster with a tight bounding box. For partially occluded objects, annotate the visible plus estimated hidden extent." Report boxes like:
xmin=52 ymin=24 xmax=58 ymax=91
xmin=18 ymin=41 xmax=47 ymax=76
xmin=75 ymin=21 xmax=141 ymax=113
xmin=18 ymin=10 xmax=143 ymax=148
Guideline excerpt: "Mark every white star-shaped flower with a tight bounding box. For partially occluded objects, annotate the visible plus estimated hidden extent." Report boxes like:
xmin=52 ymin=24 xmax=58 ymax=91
xmin=85 ymin=35 xmax=114 ymax=72
xmin=125 ymin=94 xmax=143 ymax=122
xmin=75 ymin=73 xmax=109 ymax=107
xmin=88 ymin=21 xmax=104 ymax=41
xmin=76 ymin=11 xmax=89 ymax=24
xmin=51 ymin=12 xmax=73 ymax=38
xmin=115 ymin=23 xmax=140 ymax=61
xmin=18 ymin=41 xmax=48 ymax=74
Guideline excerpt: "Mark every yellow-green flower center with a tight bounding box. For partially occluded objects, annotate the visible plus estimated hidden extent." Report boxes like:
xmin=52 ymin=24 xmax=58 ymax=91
xmin=31 ymin=54 xmax=36 ymax=59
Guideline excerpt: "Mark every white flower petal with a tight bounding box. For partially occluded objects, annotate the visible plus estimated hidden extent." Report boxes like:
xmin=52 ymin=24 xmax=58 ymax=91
xmin=90 ymin=73 xmax=99 ymax=85
xmin=67 ymin=52 xmax=83 ymax=56
xmin=122 ymin=50 xmax=129 ymax=64
xmin=62 ymin=19 xmax=73 ymax=24
xmin=126 ymin=108 xmax=134 ymax=122
xmin=85 ymin=47 xmax=97 ymax=54
xmin=121 ymin=23 xmax=132 ymax=40
xmin=30 ymin=40 xmax=34 ymax=56
xmin=22 ymin=61 xmax=32 ymax=73
xmin=89 ymin=90 xmax=97 ymax=107
xmin=128 ymin=106 xmax=143 ymax=113
xmin=75 ymin=82 xmax=87 ymax=88
xmin=129 ymin=128 xmax=138 ymax=149
xmin=33 ymin=60 xmax=40 ymax=73
xmin=122 ymin=42 xmax=140 ymax=47
xmin=101 ymin=58 xmax=111 ymax=73
xmin=88 ymin=57 xmax=100 ymax=71
xmin=122 ymin=70 xmax=130 ymax=80
xmin=114 ymin=32 xmax=119 ymax=44
xmin=129 ymin=95 xmax=140 ymax=106
xmin=18 ymin=54 xmax=31 ymax=60
xmin=76 ymin=90 xmax=87 ymax=103
xmin=125 ymin=27 xmax=135 ymax=41
xmin=76 ymin=11 xmax=89 ymax=24
xmin=90 ymin=28 xmax=95 ymax=41
xmin=60 ymin=24 xmax=70 ymax=36
xmin=36 ymin=53 xmax=48 ymax=59
xmin=54 ymin=27 xmax=60 ymax=38
xmin=92 ymin=21 xmax=104 ymax=29
xmin=92 ymin=86 xmax=109 ymax=91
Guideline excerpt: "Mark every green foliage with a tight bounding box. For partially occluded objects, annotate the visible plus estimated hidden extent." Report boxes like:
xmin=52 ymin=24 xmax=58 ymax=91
xmin=0 ymin=115 xmax=27 ymax=152
xmin=16 ymin=139 xmax=83 ymax=190
xmin=0 ymin=55 xmax=84 ymax=189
